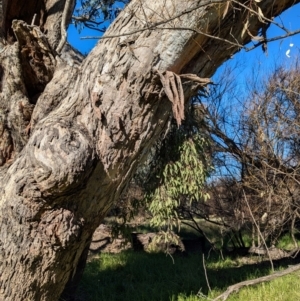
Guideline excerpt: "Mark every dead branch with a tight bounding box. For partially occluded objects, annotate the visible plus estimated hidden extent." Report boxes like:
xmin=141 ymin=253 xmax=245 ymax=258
xmin=56 ymin=0 xmax=75 ymax=53
xmin=203 ymin=253 xmax=212 ymax=293
xmin=213 ymin=263 xmax=300 ymax=301
xmin=245 ymin=28 xmax=300 ymax=51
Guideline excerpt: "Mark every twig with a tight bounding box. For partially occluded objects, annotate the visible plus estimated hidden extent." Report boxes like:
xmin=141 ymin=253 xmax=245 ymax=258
xmin=231 ymin=0 xmax=289 ymax=33
xmin=138 ymin=0 xmax=151 ymax=29
xmin=203 ymin=253 xmax=212 ymax=293
xmin=243 ymin=190 xmax=274 ymax=272
xmin=81 ymin=25 xmax=244 ymax=51
xmin=79 ymin=0 xmax=300 ymax=56
xmin=245 ymin=29 xmax=300 ymax=52
xmin=197 ymin=288 xmax=213 ymax=300
xmin=80 ymin=0 xmax=227 ymax=40
xmin=160 ymin=26 xmax=243 ymax=49
xmin=31 ymin=14 xmax=37 ymax=26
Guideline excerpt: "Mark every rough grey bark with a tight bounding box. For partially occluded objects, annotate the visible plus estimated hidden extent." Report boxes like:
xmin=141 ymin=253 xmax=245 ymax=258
xmin=0 ymin=0 xmax=299 ymax=300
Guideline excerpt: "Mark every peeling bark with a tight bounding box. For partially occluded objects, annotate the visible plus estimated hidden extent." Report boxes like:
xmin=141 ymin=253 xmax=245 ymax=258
xmin=0 ymin=0 xmax=299 ymax=300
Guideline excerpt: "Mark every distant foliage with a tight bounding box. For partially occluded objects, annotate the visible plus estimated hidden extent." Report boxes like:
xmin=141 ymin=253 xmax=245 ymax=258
xmin=73 ymin=0 xmax=129 ymax=32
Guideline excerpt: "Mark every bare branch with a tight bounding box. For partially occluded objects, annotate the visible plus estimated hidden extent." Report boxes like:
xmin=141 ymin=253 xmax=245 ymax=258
xmin=213 ymin=263 xmax=300 ymax=301
xmin=56 ymin=0 xmax=75 ymax=54
xmin=203 ymin=253 xmax=212 ymax=293
xmin=245 ymin=28 xmax=300 ymax=51
xmin=243 ymin=190 xmax=274 ymax=272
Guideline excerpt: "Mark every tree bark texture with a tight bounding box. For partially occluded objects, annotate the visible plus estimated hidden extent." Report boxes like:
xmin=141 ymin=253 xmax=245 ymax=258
xmin=0 ymin=0 xmax=299 ymax=300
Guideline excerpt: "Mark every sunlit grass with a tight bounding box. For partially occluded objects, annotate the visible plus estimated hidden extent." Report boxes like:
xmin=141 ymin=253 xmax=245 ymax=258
xmin=277 ymin=233 xmax=300 ymax=250
xmin=78 ymin=222 xmax=300 ymax=301
xmin=78 ymin=249 xmax=300 ymax=301
xmin=79 ymin=251 xmax=205 ymax=301
xmin=226 ymin=273 xmax=300 ymax=301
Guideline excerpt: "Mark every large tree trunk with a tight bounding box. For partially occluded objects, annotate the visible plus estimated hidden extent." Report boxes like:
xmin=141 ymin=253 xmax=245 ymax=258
xmin=0 ymin=0 xmax=298 ymax=300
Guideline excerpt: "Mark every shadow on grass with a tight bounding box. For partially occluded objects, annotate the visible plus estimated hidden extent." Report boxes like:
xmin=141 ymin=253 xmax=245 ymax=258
xmin=78 ymin=250 xmax=300 ymax=301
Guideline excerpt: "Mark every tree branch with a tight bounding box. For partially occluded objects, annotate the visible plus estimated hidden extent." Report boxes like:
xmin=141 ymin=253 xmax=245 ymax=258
xmin=81 ymin=0 xmax=226 ymax=39
xmin=213 ymin=263 xmax=300 ymax=301
xmin=56 ymin=0 xmax=75 ymax=53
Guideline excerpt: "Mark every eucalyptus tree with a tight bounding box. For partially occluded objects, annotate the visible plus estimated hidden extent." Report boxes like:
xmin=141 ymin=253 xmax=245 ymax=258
xmin=0 ymin=0 xmax=299 ymax=300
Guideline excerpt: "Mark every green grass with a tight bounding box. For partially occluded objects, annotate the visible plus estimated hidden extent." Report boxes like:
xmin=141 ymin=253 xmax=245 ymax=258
xmin=81 ymin=220 xmax=300 ymax=300
xmin=78 ymin=250 xmax=300 ymax=301
xmin=79 ymin=251 xmax=205 ymax=301
xmin=276 ymin=233 xmax=300 ymax=251
xmin=226 ymin=272 xmax=300 ymax=301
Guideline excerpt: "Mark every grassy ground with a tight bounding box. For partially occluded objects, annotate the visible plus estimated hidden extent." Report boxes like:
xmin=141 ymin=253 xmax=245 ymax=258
xmin=78 ymin=249 xmax=300 ymax=301
xmin=87 ymin=218 xmax=300 ymax=300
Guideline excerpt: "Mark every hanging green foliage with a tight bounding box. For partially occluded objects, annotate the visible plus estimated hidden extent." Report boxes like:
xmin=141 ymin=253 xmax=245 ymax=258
xmin=146 ymin=128 xmax=211 ymax=233
xmin=107 ymin=104 xmax=212 ymax=251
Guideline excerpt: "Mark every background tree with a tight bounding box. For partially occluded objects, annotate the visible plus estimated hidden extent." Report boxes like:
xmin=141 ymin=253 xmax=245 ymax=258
xmin=199 ymin=58 xmax=300 ymax=252
xmin=0 ymin=0 xmax=299 ymax=300
xmin=73 ymin=0 xmax=129 ymax=33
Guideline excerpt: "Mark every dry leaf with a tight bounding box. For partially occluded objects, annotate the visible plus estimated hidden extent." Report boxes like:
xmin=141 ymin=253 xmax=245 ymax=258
xmin=241 ymin=19 xmax=249 ymax=38
xmin=222 ymin=1 xmax=230 ymax=19
xmin=257 ymin=7 xmax=266 ymax=23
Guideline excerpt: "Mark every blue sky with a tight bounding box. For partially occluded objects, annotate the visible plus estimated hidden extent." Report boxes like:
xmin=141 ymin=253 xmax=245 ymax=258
xmin=220 ymin=3 xmax=300 ymax=77
xmin=211 ymin=2 xmax=300 ymax=119
xmin=68 ymin=22 xmax=99 ymax=55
